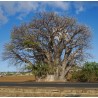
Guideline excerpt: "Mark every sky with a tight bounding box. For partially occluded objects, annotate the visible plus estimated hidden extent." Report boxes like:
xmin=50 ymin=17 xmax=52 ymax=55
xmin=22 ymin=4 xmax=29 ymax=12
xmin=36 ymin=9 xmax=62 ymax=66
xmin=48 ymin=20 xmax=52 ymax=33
xmin=0 ymin=1 xmax=98 ymax=72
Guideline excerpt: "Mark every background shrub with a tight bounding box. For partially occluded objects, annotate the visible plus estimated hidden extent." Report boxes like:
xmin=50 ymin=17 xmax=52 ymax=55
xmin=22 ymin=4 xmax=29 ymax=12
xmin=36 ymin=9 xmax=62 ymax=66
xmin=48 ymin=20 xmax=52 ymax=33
xmin=71 ymin=62 xmax=98 ymax=82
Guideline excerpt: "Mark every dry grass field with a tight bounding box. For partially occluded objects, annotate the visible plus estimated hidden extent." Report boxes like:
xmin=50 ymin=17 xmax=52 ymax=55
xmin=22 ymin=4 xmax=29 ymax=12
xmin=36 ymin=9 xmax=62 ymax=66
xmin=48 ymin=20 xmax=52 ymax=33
xmin=0 ymin=75 xmax=66 ymax=82
xmin=0 ymin=75 xmax=36 ymax=82
xmin=0 ymin=87 xmax=98 ymax=97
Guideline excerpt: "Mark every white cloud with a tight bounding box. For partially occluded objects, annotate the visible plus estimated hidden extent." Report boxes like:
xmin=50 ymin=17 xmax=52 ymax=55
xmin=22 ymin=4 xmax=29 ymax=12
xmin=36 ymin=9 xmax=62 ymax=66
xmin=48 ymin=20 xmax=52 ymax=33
xmin=76 ymin=5 xmax=84 ymax=14
xmin=0 ymin=7 xmax=8 ymax=25
xmin=17 ymin=13 xmax=26 ymax=20
xmin=0 ymin=1 xmax=39 ymax=17
xmin=0 ymin=1 xmax=39 ymax=22
xmin=73 ymin=2 xmax=84 ymax=14
xmin=40 ymin=1 xmax=70 ymax=11
xmin=0 ymin=2 xmax=18 ymax=15
xmin=48 ymin=1 xmax=70 ymax=11
xmin=16 ymin=2 xmax=39 ymax=20
xmin=0 ymin=1 xmax=71 ymax=24
xmin=73 ymin=2 xmax=98 ymax=14
xmin=1 ymin=1 xmax=97 ymax=25
xmin=16 ymin=2 xmax=39 ymax=14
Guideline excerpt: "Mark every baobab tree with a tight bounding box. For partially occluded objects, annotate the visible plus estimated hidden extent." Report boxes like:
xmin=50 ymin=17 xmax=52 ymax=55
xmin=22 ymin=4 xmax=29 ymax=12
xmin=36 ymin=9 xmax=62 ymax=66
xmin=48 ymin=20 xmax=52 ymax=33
xmin=2 ymin=12 xmax=91 ymax=80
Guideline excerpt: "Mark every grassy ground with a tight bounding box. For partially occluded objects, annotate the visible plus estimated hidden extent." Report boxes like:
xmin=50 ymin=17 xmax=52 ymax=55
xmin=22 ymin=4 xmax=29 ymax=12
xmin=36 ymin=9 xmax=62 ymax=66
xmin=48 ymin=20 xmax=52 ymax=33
xmin=0 ymin=75 xmax=35 ymax=82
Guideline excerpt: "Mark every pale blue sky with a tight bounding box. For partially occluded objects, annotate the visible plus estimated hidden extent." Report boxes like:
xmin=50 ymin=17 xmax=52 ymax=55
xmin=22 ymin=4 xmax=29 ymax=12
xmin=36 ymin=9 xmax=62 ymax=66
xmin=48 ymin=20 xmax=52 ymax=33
xmin=0 ymin=1 xmax=98 ymax=72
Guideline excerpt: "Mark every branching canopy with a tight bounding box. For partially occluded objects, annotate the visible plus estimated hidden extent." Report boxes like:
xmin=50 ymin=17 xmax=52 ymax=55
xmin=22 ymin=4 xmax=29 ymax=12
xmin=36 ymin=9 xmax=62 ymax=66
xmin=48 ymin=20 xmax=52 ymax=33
xmin=2 ymin=12 xmax=91 ymax=79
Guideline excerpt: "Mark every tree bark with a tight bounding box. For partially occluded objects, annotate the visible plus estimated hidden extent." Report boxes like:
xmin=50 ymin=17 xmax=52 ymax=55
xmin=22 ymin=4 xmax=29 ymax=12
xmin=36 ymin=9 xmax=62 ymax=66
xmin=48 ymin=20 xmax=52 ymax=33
xmin=59 ymin=62 xmax=67 ymax=80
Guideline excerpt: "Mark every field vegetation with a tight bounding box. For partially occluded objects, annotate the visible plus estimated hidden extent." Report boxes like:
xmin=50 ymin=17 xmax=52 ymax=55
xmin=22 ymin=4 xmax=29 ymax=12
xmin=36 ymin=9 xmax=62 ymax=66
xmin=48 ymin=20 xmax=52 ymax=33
xmin=71 ymin=62 xmax=98 ymax=82
xmin=0 ymin=75 xmax=35 ymax=82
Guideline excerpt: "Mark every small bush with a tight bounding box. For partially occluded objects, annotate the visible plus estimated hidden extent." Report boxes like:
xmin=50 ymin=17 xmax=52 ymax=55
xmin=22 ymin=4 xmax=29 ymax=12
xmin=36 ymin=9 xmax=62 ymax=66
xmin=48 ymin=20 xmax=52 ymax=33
xmin=71 ymin=62 xmax=98 ymax=82
xmin=72 ymin=70 xmax=88 ymax=82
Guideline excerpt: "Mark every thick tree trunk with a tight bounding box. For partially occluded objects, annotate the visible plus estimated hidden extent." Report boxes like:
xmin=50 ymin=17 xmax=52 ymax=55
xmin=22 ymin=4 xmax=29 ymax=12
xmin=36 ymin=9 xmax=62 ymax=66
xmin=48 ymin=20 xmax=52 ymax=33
xmin=64 ymin=65 xmax=72 ymax=76
xmin=59 ymin=59 xmax=67 ymax=80
xmin=54 ymin=67 xmax=58 ymax=80
xmin=59 ymin=68 xmax=66 ymax=81
xmin=46 ymin=74 xmax=55 ymax=81
xmin=53 ymin=56 xmax=60 ymax=79
xmin=59 ymin=59 xmax=73 ymax=81
xmin=59 ymin=65 xmax=72 ymax=81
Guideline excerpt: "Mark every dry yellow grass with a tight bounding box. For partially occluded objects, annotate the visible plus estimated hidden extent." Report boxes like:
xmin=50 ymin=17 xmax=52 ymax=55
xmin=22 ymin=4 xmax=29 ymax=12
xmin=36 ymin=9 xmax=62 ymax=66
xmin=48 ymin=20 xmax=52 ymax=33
xmin=0 ymin=75 xmax=65 ymax=82
xmin=0 ymin=87 xmax=98 ymax=97
xmin=0 ymin=75 xmax=36 ymax=82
